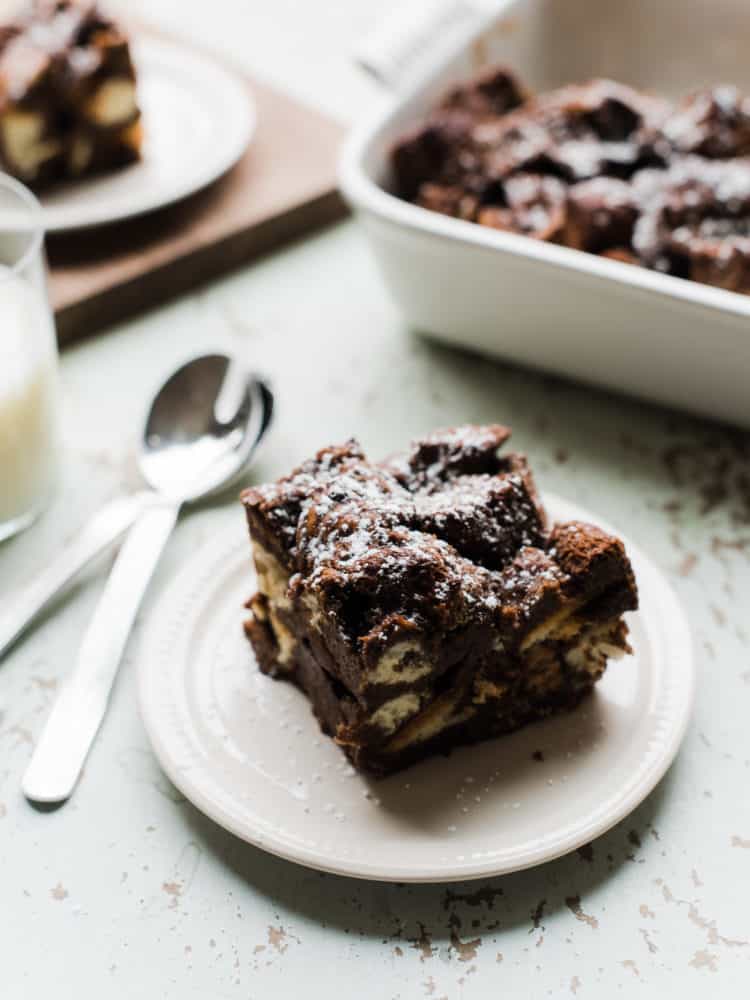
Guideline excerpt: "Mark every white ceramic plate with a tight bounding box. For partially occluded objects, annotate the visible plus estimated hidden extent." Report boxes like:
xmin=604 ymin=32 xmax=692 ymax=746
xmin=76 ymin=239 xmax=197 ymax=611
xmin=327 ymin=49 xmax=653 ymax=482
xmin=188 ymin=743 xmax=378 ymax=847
xmin=38 ymin=38 xmax=254 ymax=231
xmin=137 ymin=496 xmax=694 ymax=883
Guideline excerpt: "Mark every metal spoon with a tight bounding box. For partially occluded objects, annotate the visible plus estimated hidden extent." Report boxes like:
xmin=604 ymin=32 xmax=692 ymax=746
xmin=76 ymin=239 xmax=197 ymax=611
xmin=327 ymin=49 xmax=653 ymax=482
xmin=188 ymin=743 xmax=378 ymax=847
xmin=22 ymin=353 xmax=271 ymax=804
xmin=0 ymin=357 xmax=271 ymax=660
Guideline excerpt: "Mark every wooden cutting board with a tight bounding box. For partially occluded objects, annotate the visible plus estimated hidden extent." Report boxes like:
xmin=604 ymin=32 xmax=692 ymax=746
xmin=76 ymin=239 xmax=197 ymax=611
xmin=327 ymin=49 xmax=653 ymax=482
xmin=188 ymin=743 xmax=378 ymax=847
xmin=47 ymin=70 xmax=347 ymax=345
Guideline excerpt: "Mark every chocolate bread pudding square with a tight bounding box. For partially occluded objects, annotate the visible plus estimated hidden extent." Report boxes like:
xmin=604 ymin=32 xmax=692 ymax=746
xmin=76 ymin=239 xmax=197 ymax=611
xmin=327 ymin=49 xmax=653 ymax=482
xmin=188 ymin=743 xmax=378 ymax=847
xmin=0 ymin=0 xmax=141 ymax=187
xmin=241 ymin=425 xmax=638 ymax=777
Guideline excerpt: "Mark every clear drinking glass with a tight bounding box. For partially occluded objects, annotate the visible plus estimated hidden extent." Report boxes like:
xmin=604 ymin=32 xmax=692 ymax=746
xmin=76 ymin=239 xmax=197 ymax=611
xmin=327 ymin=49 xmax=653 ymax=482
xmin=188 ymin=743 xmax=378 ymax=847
xmin=0 ymin=173 xmax=59 ymax=542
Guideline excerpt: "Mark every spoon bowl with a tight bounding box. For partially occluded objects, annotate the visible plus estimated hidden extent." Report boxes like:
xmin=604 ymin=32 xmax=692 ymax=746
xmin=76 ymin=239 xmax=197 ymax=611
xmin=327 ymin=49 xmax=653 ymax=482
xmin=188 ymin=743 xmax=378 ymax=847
xmin=139 ymin=353 xmax=267 ymax=503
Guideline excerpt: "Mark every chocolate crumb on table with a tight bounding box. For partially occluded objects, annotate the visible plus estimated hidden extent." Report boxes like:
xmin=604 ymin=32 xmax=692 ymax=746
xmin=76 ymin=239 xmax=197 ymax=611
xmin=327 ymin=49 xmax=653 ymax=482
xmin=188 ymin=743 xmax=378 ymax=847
xmin=0 ymin=0 xmax=141 ymax=187
xmin=241 ymin=425 xmax=638 ymax=777
xmin=392 ymin=66 xmax=750 ymax=295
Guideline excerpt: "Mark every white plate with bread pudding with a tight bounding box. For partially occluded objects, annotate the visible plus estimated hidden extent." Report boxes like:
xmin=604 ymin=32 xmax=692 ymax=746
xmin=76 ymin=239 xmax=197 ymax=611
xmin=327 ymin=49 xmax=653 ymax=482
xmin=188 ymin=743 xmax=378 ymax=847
xmin=0 ymin=1 xmax=253 ymax=230
xmin=137 ymin=425 xmax=694 ymax=882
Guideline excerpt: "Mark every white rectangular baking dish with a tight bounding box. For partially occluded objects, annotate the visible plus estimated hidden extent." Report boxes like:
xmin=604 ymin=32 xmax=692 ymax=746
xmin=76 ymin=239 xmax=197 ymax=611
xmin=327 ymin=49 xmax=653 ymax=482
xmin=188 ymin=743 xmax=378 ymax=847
xmin=340 ymin=0 xmax=750 ymax=428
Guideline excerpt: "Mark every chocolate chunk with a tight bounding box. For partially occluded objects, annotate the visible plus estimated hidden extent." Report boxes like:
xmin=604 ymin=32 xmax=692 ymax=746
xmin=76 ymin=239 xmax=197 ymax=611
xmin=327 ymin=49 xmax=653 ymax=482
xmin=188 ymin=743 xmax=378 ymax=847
xmin=633 ymin=156 xmax=750 ymax=291
xmin=660 ymin=87 xmax=750 ymax=159
xmin=382 ymin=423 xmax=512 ymax=487
xmin=440 ymin=66 xmax=526 ymax=119
xmin=562 ymin=177 xmax=639 ymax=252
xmin=478 ymin=173 xmax=567 ymax=241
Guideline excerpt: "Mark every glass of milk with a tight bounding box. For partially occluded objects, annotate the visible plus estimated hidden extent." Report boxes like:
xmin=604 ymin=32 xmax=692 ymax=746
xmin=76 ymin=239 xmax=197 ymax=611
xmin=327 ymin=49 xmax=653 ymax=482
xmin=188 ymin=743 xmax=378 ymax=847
xmin=0 ymin=173 xmax=59 ymax=543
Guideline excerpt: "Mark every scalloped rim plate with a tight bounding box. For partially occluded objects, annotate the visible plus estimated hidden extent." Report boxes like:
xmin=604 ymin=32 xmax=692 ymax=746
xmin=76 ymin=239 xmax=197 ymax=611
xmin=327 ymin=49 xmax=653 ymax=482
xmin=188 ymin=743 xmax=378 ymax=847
xmin=137 ymin=495 xmax=694 ymax=882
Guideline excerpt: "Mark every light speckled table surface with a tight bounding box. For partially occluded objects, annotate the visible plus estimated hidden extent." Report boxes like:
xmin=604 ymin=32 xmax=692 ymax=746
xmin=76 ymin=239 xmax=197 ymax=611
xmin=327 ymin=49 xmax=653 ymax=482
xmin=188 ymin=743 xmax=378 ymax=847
xmin=1 ymin=3 xmax=750 ymax=998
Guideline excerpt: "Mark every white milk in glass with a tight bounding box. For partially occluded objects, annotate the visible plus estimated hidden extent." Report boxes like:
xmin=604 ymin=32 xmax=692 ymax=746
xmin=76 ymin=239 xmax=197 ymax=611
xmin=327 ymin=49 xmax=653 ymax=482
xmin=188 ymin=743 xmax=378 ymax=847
xmin=0 ymin=264 xmax=58 ymax=535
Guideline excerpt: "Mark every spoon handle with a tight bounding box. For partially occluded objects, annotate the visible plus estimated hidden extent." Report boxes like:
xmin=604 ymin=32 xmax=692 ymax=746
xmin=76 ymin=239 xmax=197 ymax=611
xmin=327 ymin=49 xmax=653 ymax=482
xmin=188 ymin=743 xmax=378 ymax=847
xmin=22 ymin=500 xmax=180 ymax=804
xmin=0 ymin=491 xmax=155 ymax=661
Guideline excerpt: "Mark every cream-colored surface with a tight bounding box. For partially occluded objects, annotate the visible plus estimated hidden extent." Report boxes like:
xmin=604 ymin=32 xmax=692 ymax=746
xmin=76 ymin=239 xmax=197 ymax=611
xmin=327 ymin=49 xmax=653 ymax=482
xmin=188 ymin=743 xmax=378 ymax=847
xmin=598 ymin=642 xmax=627 ymax=660
xmin=522 ymin=614 xmax=629 ymax=689
xmin=549 ymin=616 xmax=586 ymax=641
xmin=370 ymin=693 xmax=421 ymax=735
xmin=386 ymin=687 xmax=475 ymax=752
xmin=519 ymin=601 xmax=583 ymax=652
xmin=251 ymin=543 xmax=296 ymax=666
xmin=369 ymin=639 xmax=432 ymax=685
xmin=391 ymin=704 xmax=475 ymax=751
xmin=268 ymin=609 xmax=295 ymax=666
xmin=85 ymin=79 xmax=139 ymax=127
xmin=302 ymin=592 xmax=323 ymax=630
xmin=252 ymin=542 xmax=291 ymax=609
xmin=0 ymin=111 xmax=60 ymax=179
xmin=564 ymin=622 xmax=626 ymax=675
xmin=69 ymin=135 xmax=93 ymax=175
